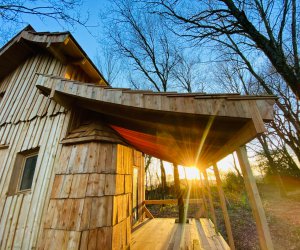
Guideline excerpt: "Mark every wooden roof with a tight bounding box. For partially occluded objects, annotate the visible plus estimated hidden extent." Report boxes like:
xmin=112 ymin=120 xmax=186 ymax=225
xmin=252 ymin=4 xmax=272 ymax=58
xmin=37 ymin=74 xmax=276 ymax=168
xmin=0 ymin=25 xmax=107 ymax=84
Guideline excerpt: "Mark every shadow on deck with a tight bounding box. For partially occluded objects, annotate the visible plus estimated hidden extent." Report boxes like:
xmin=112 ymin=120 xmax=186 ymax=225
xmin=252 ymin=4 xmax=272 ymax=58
xmin=131 ymin=218 xmax=230 ymax=250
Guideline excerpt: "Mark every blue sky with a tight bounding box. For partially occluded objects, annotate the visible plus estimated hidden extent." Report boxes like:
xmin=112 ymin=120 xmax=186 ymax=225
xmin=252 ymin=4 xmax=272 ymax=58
xmin=15 ymin=0 xmax=111 ymax=62
xmin=2 ymin=1 xmax=213 ymax=89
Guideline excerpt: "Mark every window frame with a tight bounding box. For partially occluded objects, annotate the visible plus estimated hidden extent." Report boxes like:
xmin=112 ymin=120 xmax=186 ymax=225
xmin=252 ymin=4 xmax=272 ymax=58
xmin=17 ymin=152 xmax=38 ymax=193
xmin=7 ymin=148 xmax=39 ymax=196
xmin=0 ymin=92 xmax=4 ymax=102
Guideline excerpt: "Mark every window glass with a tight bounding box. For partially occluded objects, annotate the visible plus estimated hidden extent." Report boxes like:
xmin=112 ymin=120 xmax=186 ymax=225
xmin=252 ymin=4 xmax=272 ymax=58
xmin=19 ymin=155 xmax=38 ymax=191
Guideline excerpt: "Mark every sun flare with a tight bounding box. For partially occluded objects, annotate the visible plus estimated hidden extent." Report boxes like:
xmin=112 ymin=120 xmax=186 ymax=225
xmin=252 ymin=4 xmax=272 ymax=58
xmin=179 ymin=166 xmax=200 ymax=180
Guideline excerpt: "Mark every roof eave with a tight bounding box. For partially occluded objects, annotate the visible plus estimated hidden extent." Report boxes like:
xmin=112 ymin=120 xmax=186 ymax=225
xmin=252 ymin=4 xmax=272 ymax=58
xmin=0 ymin=26 xmax=108 ymax=85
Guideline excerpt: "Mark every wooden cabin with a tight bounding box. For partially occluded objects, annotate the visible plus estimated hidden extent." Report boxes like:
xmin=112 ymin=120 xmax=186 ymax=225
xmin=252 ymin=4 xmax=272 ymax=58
xmin=0 ymin=26 xmax=276 ymax=249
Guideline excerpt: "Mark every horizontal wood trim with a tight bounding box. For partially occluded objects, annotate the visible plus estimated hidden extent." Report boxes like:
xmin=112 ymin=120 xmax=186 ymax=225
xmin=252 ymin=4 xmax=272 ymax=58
xmin=144 ymin=199 xmax=203 ymax=205
xmin=142 ymin=205 xmax=154 ymax=219
xmin=144 ymin=199 xmax=177 ymax=205
xmin=0 ymin=144 xmax=9 ymax=149
xmin=61 ymin=135 xmax=127 ymax=145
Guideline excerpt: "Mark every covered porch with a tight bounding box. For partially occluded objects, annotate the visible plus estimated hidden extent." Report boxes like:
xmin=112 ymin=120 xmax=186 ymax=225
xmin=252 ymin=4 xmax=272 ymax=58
xmin=37 ymin=74 xmax=276 ymax=250
xmin=131 ymin=218 xmax=229 ymax=250
xmin=131 ymin=218 xmax=230 ymax=250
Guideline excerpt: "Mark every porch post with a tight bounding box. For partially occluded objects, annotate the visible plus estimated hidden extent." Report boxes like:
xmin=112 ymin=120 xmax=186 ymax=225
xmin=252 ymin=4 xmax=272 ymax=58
xmin=236 ymin=146 xmax=274 ymax=250
xmin=202 ymin=170 xmax=218 ymax=233
xmin=199 ymin=174 xmax=209 ymax=218
xmin=213 ymin=164 xmax=235 ymax=250
xmin=174 ymin=164 xmax=185 ymax=223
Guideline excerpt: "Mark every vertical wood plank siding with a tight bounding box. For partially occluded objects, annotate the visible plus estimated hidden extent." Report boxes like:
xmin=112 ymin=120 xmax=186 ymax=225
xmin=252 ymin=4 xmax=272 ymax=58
xmin=0 ymin=53 xmax=71 ymax=249
xmin=0 ymin=51 xmax=143 ymax=249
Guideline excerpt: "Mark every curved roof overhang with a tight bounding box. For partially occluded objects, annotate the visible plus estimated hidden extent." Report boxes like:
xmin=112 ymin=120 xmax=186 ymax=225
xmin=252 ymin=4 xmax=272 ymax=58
xmin=37 ymin=75 xmax=276 ymax=169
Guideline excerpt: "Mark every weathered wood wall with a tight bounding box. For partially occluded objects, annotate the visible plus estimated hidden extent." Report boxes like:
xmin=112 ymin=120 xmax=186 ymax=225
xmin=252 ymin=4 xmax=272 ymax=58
xmin=0 ymin=51 xmax=144 ymax=249
xmin=0 ymin=52 xmax=93 ymax=249
xmin=39 ymin=142 xmax=144 ymax=249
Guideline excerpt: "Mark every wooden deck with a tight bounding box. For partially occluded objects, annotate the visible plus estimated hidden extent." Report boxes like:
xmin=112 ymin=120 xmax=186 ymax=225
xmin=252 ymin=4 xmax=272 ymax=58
xmin=131 ymin=218 xmax=230 ymax=250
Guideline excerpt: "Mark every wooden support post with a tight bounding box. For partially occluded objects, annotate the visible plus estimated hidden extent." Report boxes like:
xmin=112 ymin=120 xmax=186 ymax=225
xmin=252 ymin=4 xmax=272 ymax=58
xmin=202 ymin=170 xmax=218 ymax=233
xmin=213 ymin=164 xmax=235 ymax=250
xmin=174 ymin=164 xmax=185 ymax=223
xmin=236 ymin=146 xmax=274 ymax=250
xmin=199 ymin=174 xmax=209 ymax=218
xmin=142 ymin=205 xmax=154 ymax=219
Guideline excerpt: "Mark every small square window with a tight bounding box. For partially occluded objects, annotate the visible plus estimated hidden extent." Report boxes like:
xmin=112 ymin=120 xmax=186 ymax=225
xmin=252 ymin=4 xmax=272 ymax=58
xmin=7 ymin=148 xmax=39 ymax=195
xmin=19 ymin=154 xmax=38 ymax=191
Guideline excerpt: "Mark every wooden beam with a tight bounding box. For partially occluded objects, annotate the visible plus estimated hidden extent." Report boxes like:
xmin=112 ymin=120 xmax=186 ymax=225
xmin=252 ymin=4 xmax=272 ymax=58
xmin=46 ymin=45 xmax=68 ymax=64
xmin=49 ymin=90 xmax=73 ymax=109
xmin=64 ymin=37 xmax=70 ymax=45
xmin=72 ymin=57 xmax=87 ymax=65
xmin=142 ymin=205 xmax=154 ymax=219
xmin=202 ymin=170 xmax=218 ymax=234
xmin=143 ymin=199 xmax=203 ymax=205
xmin=206 ymin=120 xmax=258 ymax=167
xmin=174 ymin=164 xmax=185 ymax=223
xmin=206 ymin=102 xmax=266 ymax=167
xmin=213 ymin=164 xmax=235 ymax=250
xmin=236 ymin=146 xmax=274 ymax=250
xmin=144 ymin=199 xmax=177 ymax=205
xmin=248 ymin=100 xmax=266 ymax=134
xmin=0 ymin=144 xmax=9 ymax=149
xmin=199 ymin=174 xmax=209 ymax=218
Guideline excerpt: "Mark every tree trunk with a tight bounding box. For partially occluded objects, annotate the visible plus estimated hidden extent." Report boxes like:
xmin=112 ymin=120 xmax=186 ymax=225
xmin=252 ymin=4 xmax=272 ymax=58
xmin=258 ymin=135 xmax=287 ymax=197
xmin=282 ymin=146 xmax=300 ymax=177
xmin=174 ymin=164 xmax=184 ymax=223
xmin=232 ymin=153 xmax=243 ymax=180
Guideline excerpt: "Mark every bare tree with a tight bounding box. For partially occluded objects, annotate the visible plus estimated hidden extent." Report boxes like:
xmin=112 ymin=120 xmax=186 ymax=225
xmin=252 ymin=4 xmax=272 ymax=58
xmin=0 ymin=0 xmax=89 ymax=44
xmin=213 ymin=32 xmax=300 ymax=161
xmin=104 ymin=0 xmax=180 ymax=92
xmin=150 ymin=0 xmax=300 ymax=99
xmin=231 ymin=153 xmax=243 ymax=180
xmin=172 ymin=52 xmax=205 ymax=93
xmin=214 ymin=55 xmax=300 ymax=178
xmin=95 ymin=47 xmax=121 ymax=86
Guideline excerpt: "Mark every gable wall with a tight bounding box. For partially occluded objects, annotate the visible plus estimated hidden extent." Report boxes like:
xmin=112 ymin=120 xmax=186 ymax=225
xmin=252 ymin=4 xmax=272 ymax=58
xmin=64 ymin=64 xmax=94 ymax=83
xmin=0 ymin=52 xmax=73 ymax=249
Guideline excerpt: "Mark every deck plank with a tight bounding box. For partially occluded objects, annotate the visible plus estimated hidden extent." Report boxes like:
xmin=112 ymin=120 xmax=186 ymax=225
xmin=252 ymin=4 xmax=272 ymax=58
xmin=206 ymin=221 xmax=224 ymax=250
xmin=196 ymin=219 xmax=212 ymax=249
xmin=131 ymin=218 xmax=230 ymax=250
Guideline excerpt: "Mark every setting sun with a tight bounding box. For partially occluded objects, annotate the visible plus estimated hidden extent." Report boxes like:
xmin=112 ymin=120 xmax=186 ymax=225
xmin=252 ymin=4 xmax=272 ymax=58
xmin=178 ymin=166 xmax=200 ymax=180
